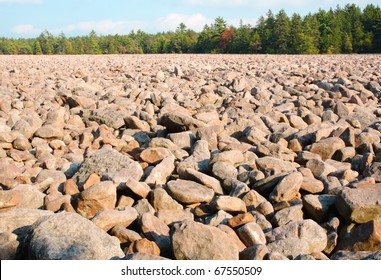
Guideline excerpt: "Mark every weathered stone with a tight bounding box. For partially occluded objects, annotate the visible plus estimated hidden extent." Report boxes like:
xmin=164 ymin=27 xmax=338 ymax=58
xmin=140 ymin=147 xmax=172 ymax=164
xmin=75 ymin=181 xmax=117 ymax=219
xmin=239 ymin=244 xmax=269 ymax=260
xmin=162 ymin=113 xmax=205 ymax=133
xmin=122 ymin=178 xmax=151 ymax=199
xmin=74 ymin=147 xmax=143 ymax=186
xmin=86 ymin=109 xmax=126 ymax=129
xmin=267 ymin=238 xmax=310 ymax=259
xmin=310 ymin=137 xmax=346 ymax=160
xmin=34 ymin=125 xmax=63 ymax=139
xmin=306 ymin=159 xmax=336 ymax=179
xmin=211 ymin=161 xmax=238 ymax=181
xmin=28 ymin=212 xmax=124 ymax=260
xmin=140 ymin=212 xmax=170 ymax=240
xmin=300 ymin=176 xmax=325 ymax=194
xmin=151 ymin=187 xmax=183 ymax=211
xmin=269 ymin=172 xmax=303 ymax=203
xmin=271 ymin=204 xmax=304 ymax=227
xmin=212 ymin=195 xmax=246 ymax=214
xmin=109 ymin=225 xmax=142 ymax=246
xmin=126 ymin=238 xmax=160 ymax=256
xmin=268 ymin=219 xmax=327 ymax=254
xmin=156 ymin=209 xmax=193 ymax=225
xmin=91 ymin=207 xmax=138 ymax=231
xmin=302 ymin=194 xmax=336 ymax=222
xmin=145 ymin=155 xmax=175 ymax=186
xmin=228 ymin=213 xmax=255 ymax=228
xmin=336 ymin=187 xmax=381 ymax=223
xmin=256 ymin=156 xmax=297 ymax=174
xmin=172 ymin=220 xmax=239 ymax=260
xmin=216 ymin=224 xmax=247 ymax=251
xmin=205 ymin=210 xmax=233 ymax=226
xmin=331 ymin=250 xmax=381 ymax=260
xmin=236 ymin=222 xmax=266 ymax=247
xmin=336 ymin=220 xmax=381 ymax=251
xmin=167 ymin=179 xmax=215 ymax=204
xmin=178 ymin=168 xmax=223 ymax=194
xmin=134 ymin=198 xmax=155 ymax=216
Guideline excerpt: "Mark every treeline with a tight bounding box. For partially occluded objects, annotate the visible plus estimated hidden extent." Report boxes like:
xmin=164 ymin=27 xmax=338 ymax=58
xmin=1 ymin=4 xmax=380 ymax=55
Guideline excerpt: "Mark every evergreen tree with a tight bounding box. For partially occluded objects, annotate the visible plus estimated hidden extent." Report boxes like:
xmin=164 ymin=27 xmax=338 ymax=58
xmin=33 ymin=40 xmax=42 ymax=55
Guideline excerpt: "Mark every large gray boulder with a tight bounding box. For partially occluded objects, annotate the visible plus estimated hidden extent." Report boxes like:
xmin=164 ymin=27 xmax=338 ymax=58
xmin=28 ymin=212 xmax=124 ymax=260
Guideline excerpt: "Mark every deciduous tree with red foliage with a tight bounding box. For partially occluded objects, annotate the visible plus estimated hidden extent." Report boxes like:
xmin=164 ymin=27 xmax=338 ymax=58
xmin=218 ymin=27 xmax=236 ymax=53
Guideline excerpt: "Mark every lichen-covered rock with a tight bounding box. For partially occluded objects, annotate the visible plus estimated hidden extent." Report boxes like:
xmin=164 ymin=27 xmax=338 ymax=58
xmin=28 ymin=212 xmax=124 ymax=260
xmin=74 ymin=147 xmax=143 ymax=186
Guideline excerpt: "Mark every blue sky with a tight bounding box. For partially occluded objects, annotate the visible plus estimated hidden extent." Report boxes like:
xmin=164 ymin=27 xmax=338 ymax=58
xmin=0 ymin=0 xmax=378 ymax=38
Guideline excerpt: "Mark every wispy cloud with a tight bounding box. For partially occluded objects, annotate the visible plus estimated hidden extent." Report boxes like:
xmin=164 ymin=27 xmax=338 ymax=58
xmin=60 ymin=20 xmax=147 ymax=35
xmin=0 ymin=0 xmax=42 ymax=3
xmin=158 ymin=13 xmax=211 ymax=32
xmin=11 ymin=23 xmax=41 ymax=34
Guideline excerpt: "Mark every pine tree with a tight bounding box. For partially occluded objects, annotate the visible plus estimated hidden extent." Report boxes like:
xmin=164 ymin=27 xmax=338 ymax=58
xmin=33 ymin=40 xmax=42 ymax=55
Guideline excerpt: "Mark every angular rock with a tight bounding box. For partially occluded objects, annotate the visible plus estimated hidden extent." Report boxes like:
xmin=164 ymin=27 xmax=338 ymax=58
xmin=239 ymin=244 xmax=269 ymax=260
xmin=172 ymin=220 xmax=239 ymax=260
xmin=126 ymin=238 xmax=160 ymax=256
xmin=256 ymin=156 xmax=297 ymax=174
xmin=271 ymin=204 xmax=304 ymax=227
xmin=91 ymin=207 xmax=138 ymax=231
xmin=336 ymin=220 xmax=381 ymax=251
xmin=86 ymin=109 xmax=126 ymax=129
xmin=310 ymin=137 xmax=346 ymax=160
xmin=74 ymin=147 xmax=143 ymax=186
xmin=140 ymin=147 xmax=172 ymax=164
xmin=269 ymin=172 xmax=303 ymax=203
xmin=302 ymin=194 xmax=336 ymax=222
xmin=151 ymin=187 xmax=183 ymax=211
xmin=156 ymin=209 xmax=193 ymax=225
xmin=145 ymin=155 xmax=175 ymax=186
xmin=75 ymin=181 xmax=117 ymax=219
xmin=228 ymin=213 xmax=255 ymax=228
xmin=162 ymin=112 xmax=205 ymax=133
xmin=267 ymin=238 xmax=309 ymax=259
xmin=336 ymin=187 xmax=381 ymax=223
xmin=178 ymin=168 xmax=223 ymax=194
xmin=236 ymin=222 xmax=266 ymax=247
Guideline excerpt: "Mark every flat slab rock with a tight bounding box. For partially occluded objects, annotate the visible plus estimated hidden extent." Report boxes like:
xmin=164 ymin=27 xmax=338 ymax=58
xmin=167 ymin=179 xmax=215 ymax=204
xmin=73 ymin=147 xmax=143 ymax=186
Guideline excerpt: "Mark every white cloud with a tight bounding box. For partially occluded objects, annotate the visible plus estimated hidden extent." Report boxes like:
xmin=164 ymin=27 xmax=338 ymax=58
xmin=0 ymin=0 xmax=42 ymax=3
xmin=11 ymin=24 xmax=41 ymax=34
xmin=60 ymin=20 xmax=147 ymax=35
xmin=158 ymin=13 xmax=211 ymax=32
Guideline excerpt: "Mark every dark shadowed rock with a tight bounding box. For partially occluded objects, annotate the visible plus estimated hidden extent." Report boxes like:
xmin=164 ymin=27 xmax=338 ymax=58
xmin=336 ymin=187 xmax=381 ymax=223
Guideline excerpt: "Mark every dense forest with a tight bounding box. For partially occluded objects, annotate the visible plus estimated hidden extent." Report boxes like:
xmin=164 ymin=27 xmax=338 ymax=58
xmin=1 ymin=4 xmax=380 ymax=55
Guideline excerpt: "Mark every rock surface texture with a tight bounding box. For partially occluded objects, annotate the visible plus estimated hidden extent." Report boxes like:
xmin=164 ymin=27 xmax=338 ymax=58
xmin=0 ymin=54 xmax=381 ymax=259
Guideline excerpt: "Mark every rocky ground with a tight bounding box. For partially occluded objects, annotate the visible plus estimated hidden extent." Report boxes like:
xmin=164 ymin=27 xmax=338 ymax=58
xmin=0 ymin=54 xmax=381 ymax=260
